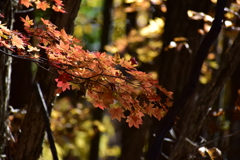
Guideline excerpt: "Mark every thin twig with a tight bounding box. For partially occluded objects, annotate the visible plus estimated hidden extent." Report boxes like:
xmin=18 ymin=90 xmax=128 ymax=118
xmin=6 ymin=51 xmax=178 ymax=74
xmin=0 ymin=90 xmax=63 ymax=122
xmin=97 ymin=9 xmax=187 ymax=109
xmin=199 ymin=129 xmax=240 ymax=147
xmin=36 ymin=82 xmax=59 ymax=160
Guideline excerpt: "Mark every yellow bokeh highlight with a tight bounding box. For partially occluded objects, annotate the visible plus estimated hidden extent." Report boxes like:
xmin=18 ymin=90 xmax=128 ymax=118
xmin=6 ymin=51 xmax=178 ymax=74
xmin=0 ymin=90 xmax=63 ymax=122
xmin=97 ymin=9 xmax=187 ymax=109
xmin=140 ymin=17 xmax=164 ymax=38
xmin=73 ymin=25 xmax=83 ymax=38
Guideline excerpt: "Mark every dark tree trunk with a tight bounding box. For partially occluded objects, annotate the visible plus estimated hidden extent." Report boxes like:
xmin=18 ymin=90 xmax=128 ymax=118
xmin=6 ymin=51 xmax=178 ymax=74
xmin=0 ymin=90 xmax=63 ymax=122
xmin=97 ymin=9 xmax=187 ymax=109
xmin=227 ymin=64 xmax=240 ymax=160
xmin=169 ymin=32 xmax=240 ymax=159
xmin=119 ymin=119 xmax=150 ymax=160
xmin=10 ymin=2 xmax=33 ymax=117
xmin=158 ymin=0 xmax=212 ymax=98
xmin=148 ymin=1 xmax=212 ymax=159
xmin=0 ymin=0 xmax=14 ymax=156
xmin=12 ymin=69 xmax=56 ymax=160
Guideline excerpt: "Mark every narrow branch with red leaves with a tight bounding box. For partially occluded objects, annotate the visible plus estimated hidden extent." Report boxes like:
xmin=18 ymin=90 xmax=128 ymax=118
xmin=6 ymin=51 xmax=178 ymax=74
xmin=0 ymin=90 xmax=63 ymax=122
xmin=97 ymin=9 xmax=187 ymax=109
xmin=0 ymin=0 xmax=173 ymax=128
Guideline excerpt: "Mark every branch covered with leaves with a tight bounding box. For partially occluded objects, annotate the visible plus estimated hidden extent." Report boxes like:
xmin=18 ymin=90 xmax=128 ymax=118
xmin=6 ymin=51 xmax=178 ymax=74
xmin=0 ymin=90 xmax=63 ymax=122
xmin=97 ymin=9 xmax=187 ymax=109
xmin=0 ymin=0 xmax=173 ymax=128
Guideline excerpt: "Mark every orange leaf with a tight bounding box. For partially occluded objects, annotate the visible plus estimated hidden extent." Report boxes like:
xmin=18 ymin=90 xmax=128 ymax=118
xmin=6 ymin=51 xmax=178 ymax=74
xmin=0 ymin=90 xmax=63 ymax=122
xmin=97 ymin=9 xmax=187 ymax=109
xmin=145 ymin=104 xmax=155 ymax=116
xmin=52 ymin=5 xmax=66 ymax=13
xmin=12 ymin=35 xmax=24 ymax=49
xmin=108 ymin=107 xmax=126 ymax=121
xmin=36 ymin=1 xmax=50 ymax=11
xmin=54 ymin=0 xmax=64 ymax=6
xmin=19 ymin=0 xmax=33 ymax=8
xmin=60 ymin=29 xmax=73 ymax=42
xmin=58 ymin=40 xmax=69 ymax=50
xmin=126 ymin=114 xmax=143 ymax=128
xmin=152 ymin=107 xmax=163 ymax=120
xmin=21 ymin=15 xmax=34 ymax=27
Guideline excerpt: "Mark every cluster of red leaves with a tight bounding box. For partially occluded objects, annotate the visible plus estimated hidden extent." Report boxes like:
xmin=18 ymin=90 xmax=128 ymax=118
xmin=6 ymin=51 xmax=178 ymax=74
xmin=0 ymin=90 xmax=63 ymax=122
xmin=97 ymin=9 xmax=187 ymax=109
xmin=19 ymin=0 xmax=65 ymax=13
xmin=0 ymin=4 xmax=173 ymax=128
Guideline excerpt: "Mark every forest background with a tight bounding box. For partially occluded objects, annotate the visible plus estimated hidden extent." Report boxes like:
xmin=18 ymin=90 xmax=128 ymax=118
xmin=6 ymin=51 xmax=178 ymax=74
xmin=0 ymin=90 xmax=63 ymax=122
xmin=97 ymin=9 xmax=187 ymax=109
xmin=1 ymin=0 xmax=240 ymax=160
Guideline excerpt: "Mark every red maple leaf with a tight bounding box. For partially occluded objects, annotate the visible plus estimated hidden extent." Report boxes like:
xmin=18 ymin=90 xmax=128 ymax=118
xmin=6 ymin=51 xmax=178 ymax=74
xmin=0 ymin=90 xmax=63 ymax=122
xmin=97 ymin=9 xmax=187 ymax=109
xmin=55 ymin=79 xmax=70 ymax=92
xmin=108 ymin=107 xmax=126 ymax=121
xmin=55 ymin=72 xmax=72 ymax=92
xmin=56 ymin=72 xmax=72 ymax=83
xmin=126 ymin=113 xmax=143 ymax=128
xmin=129 ymin=57 xmax=138 ymax=65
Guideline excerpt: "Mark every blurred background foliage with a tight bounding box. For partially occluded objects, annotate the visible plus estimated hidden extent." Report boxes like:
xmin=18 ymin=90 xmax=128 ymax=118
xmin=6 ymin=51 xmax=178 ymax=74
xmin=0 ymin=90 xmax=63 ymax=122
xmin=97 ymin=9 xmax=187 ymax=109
xmin=36 ymin=0 xmax=240 ymax=159
xmin=74 ymin=0 xmax=103 ymax=50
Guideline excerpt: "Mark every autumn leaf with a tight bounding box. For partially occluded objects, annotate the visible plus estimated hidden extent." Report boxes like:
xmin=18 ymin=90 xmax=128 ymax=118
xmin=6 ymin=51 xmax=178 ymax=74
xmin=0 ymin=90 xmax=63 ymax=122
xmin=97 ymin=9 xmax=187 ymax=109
xmin=21 ymin=15 xmax=34 ymax=27
xmin=27 ymin=45 xmax=40 ymax=52
xmin=56 ymin=71 xmax=72 ymax=82
xmin=58 ymin=40 xmax=69 ymax=50
xmin=108 ymin=107 xmax=126 ymax=121
xmin=54 ymin=0 xmax=64 ymax=6
xmin=36 ymin=1 xmax=50 ymax=11
xmin=113 ymin=52 xmax=121 ymax=63
xmin=70 ymin=82 xmax=80 ymax=90
xmin=55 ymin=79 xmax=70 ymax=92
xmin=165 ymin=98 xmax=173 ymax=108
xmin=0 ymin=6 xmax=175 ymax=129
xmin=54 ymin=72 xmax=73 ymax=92
xmin=19 ymin=0 xmax=33 ymax=8
xmin=126 ymin=114 xmax=143 ymax=128
xmin=145 ymin=104 xmax=155 ymax=116
xmin=129 ymin=57 xmax=138 ymax=65
xmin=59 ymin=29 xmax=75 ymax=43
xmin=41 ymin=18 xmax=50 ymax=26
xmin=52 ymin=5 xmax=66 ymax=13
xmin=12 ymin=35 xmax=24 ymax=49
xmin=1 ymin=41 xmax=12 ymax=49
xmin=152 ymin=107 xmax=163 ymax=120
xmin=95 ymin=104 xmax=105 ymax=110
xmin=0 ymin=22 xmax=12 ymax=35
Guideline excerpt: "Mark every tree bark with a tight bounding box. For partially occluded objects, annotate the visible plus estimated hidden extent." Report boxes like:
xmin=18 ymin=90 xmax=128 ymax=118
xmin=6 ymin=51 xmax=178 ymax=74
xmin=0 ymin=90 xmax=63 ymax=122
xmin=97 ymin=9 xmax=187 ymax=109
xmin=148 ymin=0 xmax=212 ymax=158
xmin=170 ymin=32 xmax=240 ymax=159
xmin=0 ymin=0 xmax=14 ymax=156
xmin=157 ymin=0 xmax=212 ymax=98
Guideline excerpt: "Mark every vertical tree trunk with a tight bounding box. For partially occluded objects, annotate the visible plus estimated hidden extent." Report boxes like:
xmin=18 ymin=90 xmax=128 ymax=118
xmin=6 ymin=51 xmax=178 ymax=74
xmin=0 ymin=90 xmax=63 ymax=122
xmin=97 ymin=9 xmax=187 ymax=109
xmin=9 ymin=7 xmax=33 ymax=110
xmin=169 ymin=32 xmax=240 ymax=159
xmin=227 ymin=64 xmax=240 ymax=160
xmin=119 ymin=119 xmax=150 ymax=160
xmin=0 ymin=0 xmax=13 ymax=156
xmin=148 ymin=0 xmax=212 ymax=159
xmin=157 ymin=0 xmax=212 ymax=98
xmin=0 ymin=55 xmax=10 ymax=156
